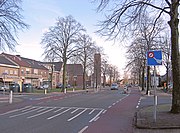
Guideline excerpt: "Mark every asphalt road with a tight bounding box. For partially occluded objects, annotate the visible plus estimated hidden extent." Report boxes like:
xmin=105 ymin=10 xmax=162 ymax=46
xmin=0 ymin=87 xmax=141 ymax=133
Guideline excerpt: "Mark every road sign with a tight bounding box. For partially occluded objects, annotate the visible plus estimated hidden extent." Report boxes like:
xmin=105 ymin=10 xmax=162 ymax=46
xmin=147 ymin=50 xmax=162 ymax=66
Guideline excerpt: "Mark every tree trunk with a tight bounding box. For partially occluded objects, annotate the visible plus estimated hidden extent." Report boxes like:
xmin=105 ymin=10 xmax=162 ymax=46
xmin=169 ymin=0 xmax=180 ymax=113
xmin=62 ymin=60 xmax=67 ymax=92
xmin=146 ymin=66 xmax=150 ymax=94
xmin=83 ymin=65 xmax=86 ymax=90
xmin=138 ymin=68 xmax=141 ymax=87
xmin=141 ymin=66 xmax=145 ymax=91
xmin=166 ymin=63 xmax=169 ymax=91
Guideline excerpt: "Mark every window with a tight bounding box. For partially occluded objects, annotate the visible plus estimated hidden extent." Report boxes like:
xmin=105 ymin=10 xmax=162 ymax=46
xmin=21 ymin=69 xmax=24 ymax=74
xmin=14 ymin=70 xmax=17 ymax=75
xmin=10 ymin=70 xmax=13 ymax=74
xmin=4 ymin=70 xmax=8 ymax=74
xmin=34 ymin=69 xmax=38 ymax=74
xmin=26 ymin=68 xmax=30 ymax=74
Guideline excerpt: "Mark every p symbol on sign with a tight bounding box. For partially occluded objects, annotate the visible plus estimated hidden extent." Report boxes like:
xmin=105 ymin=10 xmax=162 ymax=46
xmin=148 ymin=52 xmax=154 ymax=58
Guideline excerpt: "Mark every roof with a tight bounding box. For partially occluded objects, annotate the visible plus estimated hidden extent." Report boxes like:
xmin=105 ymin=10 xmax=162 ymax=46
xmin=0 ymin=55 xmax=18 ymax=67
xmin=1 ymin=53 xmax=48 ymax=70
xmin=66 ymin=64 xmax=83 ymax=76
xmin=21 ymin=57 xmax=48 ymax=70
xmin=1 ymin=53 xmax=30 ymax=67
xmin=41 ymin=62 xmax=63 ymax=72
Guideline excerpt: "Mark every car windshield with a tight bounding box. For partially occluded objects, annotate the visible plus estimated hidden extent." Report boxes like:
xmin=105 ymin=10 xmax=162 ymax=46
xmin=112 ymin=83 xmax=117 ymax=86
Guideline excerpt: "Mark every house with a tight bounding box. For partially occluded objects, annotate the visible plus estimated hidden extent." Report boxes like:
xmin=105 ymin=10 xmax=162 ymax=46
xmin=0 ymin=52 xmax=84 ymax=90
xmin=42 ymin=63 xmax=84 ymax=88
xmin=0 ymin=54 xmax=20 ymax=87
xmin=1 ymin=53 xmax=49 ymax=91
xmin=19 ymin=56 xmax=49 ymax=87
xmin=66 ymin=64 xmax=83 ymax=88
xmin=41 ymin=62 xmax=63 ymax=88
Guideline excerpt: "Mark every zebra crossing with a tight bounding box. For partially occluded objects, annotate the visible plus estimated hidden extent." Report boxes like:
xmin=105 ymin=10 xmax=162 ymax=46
xmin=0 ymin=105 xmax=105 ymax=123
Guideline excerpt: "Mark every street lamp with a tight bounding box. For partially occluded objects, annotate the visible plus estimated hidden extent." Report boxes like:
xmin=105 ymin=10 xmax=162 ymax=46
xmin=2 ymin=72 xmax=8 ymax=93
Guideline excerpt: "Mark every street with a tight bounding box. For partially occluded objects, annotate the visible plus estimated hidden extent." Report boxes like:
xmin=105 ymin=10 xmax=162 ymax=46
xmin=0 ymin=87 xmax=141 ymax=133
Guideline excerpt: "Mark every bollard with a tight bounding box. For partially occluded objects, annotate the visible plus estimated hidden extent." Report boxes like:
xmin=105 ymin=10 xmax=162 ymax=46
xmin=73 ymin=88 xmax=75 ymax=92
xmin=45 ymin=89 xmax=47 ymax=94
xmin=148 ymin=90 xmax=150 ymax=96
xmin=9 ymin=90 xmax=13 ymax=104
xmin=64 ymin=88 xmax=67 ymax=93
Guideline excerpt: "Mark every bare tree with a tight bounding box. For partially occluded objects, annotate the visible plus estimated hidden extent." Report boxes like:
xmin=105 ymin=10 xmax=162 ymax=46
xmin=95 ymin=0 xmax=180 ymax=113
xmin=160 ymin=34 xmax=171 ymax=90
xmin=101 ymin=55 xmax=108 ymax=87
xmin=126 ymin=14 xmax=165 ymax=93
xmin=75 ymin=34 xmax=97 ymax=89
xmin=126 ymin=38 xmax=146 ymax=91
xmin=0 ymin=0 xmax=29 ymax=51
xmin=41 ymin=15 xmax=85 ymax=92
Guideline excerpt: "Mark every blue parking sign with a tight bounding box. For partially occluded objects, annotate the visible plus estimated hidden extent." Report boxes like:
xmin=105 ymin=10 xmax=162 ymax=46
xmin=147 ymin=50 xmax=162 ymax=66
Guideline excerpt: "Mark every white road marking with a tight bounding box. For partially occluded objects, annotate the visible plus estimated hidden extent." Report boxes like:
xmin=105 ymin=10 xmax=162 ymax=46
xmin=0 ymin=106 xmax=31 ymax=116
xmin=93 ymin=116 xmax=100 ymax=121
xmin=21 ymin=106 xmax=36 ymax=112
xmin=54 ymin=107 xmax=64 ymax=113
xmin=78 ymin=126 xmax=88 ymax=133
xmin=108 ymin=106 xmax=112 ymax=108
xmin=112 ymin=103 xmax=116 ymax=106
xmin=37 ymin=107 xmax=49 ymax=112
xmin=71 ymin=108 xmax=79 ymax=114
xmin=27 ymin=107 xmax=56 ymax=119
xmin=67 ymin=109 xmax=87 ymax=121
xmin=9 ymin=107 xmax=42 ymax=118
xmin=47 ymin=108 xmax=71 ymax=120
xmin=89 ymin=109 xmax=104 ymax=122
xmin=89 ymin=109 xmax=95 ymax=114
xmin=102 ymin=110 xmax=107 ymax=114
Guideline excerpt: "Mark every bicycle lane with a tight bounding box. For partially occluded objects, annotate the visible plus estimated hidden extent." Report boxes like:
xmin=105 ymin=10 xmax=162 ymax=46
xmin=83 ymin=88 xmax=141 ymax=133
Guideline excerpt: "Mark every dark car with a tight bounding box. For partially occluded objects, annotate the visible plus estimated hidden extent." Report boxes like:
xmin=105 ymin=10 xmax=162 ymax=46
xmin=9 ymin=83 xmax=20 ymax=92
xmin=23 ymin=83 xmax=34 ymax=93
xmin=56 ymin=83 xmax=63 ymax=88
xmin=56 ymin=84 xmax=71 ymax=89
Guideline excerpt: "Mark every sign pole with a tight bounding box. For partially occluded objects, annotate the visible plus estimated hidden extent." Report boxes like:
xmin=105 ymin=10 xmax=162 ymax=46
xmin=147 ymin=50 xmax=162 ymax=123
xmin=153 ymin=66 xmax=157 ymax=122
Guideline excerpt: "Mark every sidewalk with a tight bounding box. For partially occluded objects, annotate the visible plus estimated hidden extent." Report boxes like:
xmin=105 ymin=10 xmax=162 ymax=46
xmin=0 ymin=93 xmax=22 ymax=108
xmin=134 ymin=89 xmax=180 ymax=133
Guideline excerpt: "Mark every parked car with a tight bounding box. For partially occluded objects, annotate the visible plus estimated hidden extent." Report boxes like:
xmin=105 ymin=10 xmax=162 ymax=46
xmin=9 ymin=83 xmax=20 ymax=92
xmin=0 ymin=85 xmax=8 ymax=91
xmin=36 ymin=85 xmax=44 ymax=90
xmin=111 ymin=83 xmax=119 ymax=90
xmin=56 ymin=83 xmax=63 ymax=88
xmin=56 ymin=84 xmax=71 ymax=89
xmin=23 ymin=83 xmax=34 ymax=93
xmin=43 ymin=84 xmax=49 ymax=89
xmin=168 ymin=83 xmax=173 ymax=90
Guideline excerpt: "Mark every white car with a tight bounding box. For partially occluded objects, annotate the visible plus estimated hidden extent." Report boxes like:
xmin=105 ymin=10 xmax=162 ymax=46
xmin=111 ymin=83 xmax=118 ymax=90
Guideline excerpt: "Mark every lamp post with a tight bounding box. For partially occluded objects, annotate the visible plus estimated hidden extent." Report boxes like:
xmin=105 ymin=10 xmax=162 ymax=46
xmin=2 ymin=72 xmax=8 ymax=94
